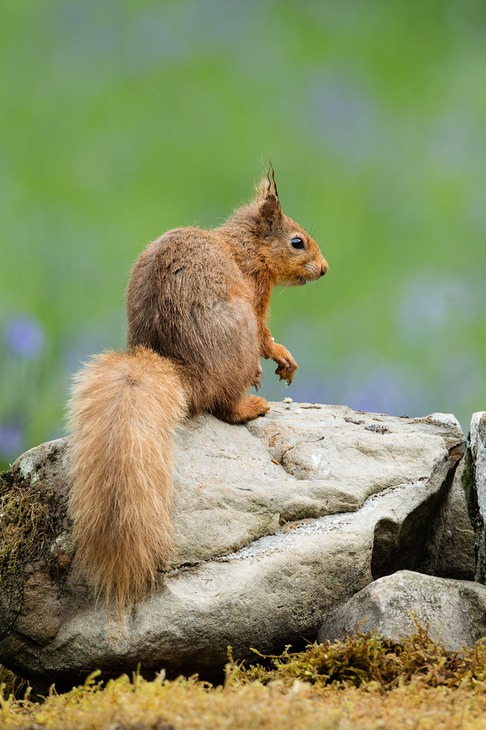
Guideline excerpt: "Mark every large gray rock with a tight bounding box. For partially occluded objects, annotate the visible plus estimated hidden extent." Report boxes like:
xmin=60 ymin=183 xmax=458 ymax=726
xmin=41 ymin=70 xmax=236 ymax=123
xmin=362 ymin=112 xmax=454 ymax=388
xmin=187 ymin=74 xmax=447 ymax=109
xmin=318 ymin=569 xmax=486 ymax=651
xmin=0 ymin=403 xmax=466 ymax=686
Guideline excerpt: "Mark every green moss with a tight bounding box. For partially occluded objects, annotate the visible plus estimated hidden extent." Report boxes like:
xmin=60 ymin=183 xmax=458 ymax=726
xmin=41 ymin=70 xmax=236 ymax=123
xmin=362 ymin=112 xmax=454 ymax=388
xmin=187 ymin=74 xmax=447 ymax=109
xmin=0 ymin=469 xmax=72 ymax=638
xmin=461 ymin=445 xmax=486 ymax=584
xmin=462 ymin=446 xmax=477 ymax=527
xmin=0 ymin=664 xmax=27 ymax=701
xmin=3 ymin=630 xmax=486 ymax=730
xmin=228 ymin=624 xmax=486 ymax=691
xmin=0 ymin=472 xmax=70 ymax=582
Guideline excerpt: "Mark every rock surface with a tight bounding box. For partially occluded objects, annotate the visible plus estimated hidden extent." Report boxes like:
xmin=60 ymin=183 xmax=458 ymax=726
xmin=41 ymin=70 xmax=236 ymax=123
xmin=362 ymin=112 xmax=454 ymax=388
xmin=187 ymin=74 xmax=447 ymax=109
xmin=0 ymin=403 xmax=467 ymax=685
xmin=318 ymin=569 xmax=486 ymax=651
xmin=421 ymin=457 xmax=475 ymax=580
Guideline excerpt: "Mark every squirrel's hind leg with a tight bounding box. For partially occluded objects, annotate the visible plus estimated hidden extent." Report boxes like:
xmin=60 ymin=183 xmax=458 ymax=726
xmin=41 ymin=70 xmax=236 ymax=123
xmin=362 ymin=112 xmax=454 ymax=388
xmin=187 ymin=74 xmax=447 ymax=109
xmin=251 ymin=361 xmax=263 ymax=390
xmin=214 ymin=395 xmax=269 ymax=424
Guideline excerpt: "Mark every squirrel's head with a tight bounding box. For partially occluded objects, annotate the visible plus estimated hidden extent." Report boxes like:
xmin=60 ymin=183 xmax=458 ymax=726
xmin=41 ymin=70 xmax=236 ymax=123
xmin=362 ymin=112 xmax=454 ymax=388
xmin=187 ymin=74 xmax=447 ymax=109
xmin=252 ymin=166 xmax=329 ymax=286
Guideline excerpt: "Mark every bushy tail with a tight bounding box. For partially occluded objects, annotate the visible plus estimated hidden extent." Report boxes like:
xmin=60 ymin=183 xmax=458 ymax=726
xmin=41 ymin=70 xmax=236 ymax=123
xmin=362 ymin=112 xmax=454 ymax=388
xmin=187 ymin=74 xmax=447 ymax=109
xmin=67 ymin=345 xmax=187 ymax=612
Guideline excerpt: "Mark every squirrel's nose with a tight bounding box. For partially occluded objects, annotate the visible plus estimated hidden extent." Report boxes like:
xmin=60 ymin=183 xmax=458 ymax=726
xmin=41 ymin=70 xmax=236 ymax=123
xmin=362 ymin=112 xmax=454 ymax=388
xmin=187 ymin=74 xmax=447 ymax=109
xmin=320 ymin=260 xmax=329 ymax=277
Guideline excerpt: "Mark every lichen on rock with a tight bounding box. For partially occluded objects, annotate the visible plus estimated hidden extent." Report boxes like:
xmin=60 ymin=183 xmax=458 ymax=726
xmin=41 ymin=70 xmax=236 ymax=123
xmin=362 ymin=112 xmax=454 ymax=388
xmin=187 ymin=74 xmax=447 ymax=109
xmin=0 ymin=440 xmax=73 ymax=643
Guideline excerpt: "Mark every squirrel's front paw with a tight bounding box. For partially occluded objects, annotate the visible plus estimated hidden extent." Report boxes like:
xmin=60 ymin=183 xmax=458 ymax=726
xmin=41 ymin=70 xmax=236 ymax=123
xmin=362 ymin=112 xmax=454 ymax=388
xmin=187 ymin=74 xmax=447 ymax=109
xmin=271 ymin=343 xmax=298 ymax=385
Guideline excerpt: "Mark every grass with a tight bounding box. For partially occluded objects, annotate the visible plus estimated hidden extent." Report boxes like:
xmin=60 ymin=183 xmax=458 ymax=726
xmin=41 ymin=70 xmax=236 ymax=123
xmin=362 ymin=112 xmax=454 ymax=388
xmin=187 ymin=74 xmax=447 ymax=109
xmin=3 ymin=629 xmax=486 ymax=729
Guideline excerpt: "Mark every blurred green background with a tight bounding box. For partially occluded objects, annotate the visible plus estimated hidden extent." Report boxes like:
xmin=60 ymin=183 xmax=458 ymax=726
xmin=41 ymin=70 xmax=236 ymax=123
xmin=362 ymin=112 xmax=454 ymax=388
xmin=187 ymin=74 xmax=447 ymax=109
xmin=1 ymin=0 xmax=485 ymax=469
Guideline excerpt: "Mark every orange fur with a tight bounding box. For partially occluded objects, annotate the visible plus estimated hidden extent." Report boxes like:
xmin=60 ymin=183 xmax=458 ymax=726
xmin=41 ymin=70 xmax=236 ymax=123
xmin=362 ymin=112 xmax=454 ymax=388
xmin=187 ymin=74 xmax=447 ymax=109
xmin=68 ymin=168 xmax=328 ymax=612
xmin=68 ymin=347 xmax=186 ymax=611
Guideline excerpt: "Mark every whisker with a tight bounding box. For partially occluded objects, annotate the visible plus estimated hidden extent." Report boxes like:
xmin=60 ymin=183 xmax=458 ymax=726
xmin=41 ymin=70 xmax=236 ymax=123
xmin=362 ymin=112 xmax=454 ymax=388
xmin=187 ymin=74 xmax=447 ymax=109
xmin=277 ymin=280 xmax=293 ymax=295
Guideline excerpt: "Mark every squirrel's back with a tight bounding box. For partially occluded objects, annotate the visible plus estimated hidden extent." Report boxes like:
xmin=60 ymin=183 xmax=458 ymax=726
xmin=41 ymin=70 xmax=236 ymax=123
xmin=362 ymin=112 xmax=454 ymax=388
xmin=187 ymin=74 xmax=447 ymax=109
xmin=127 ymin=226 xmax=259 ymax=416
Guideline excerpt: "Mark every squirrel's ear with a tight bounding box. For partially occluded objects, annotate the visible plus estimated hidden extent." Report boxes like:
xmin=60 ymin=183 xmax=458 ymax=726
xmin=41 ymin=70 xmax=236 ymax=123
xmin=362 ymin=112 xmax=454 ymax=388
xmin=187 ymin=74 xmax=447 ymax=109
xmin=254 ymin=163 xmax=282 ymax=228
xmin=254 ymin=162 xmax=279 ymax=202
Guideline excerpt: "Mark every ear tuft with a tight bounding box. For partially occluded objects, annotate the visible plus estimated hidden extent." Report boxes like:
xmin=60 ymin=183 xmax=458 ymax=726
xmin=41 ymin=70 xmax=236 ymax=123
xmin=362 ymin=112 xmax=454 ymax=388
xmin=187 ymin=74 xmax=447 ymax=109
xmin=254 ymin=161 xmax=281 ymax=226
xmin=254 ymin=161 xmax=279 ymax=203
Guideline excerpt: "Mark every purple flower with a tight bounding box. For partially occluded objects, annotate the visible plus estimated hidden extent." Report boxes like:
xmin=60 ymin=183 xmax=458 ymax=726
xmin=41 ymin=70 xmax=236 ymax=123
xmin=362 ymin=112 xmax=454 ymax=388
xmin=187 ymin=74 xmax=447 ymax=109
xmin=0 ymin=422 xmax=24 ymax=461
xmin=4 ymin=316 xmax=45 ymax=359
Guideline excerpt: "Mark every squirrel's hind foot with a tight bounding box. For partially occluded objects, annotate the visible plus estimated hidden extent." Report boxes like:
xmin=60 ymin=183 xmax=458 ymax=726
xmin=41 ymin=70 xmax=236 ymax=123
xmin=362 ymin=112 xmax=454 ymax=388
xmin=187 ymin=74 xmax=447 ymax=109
xmin=214 ymin=395 xmax=269 ymax=424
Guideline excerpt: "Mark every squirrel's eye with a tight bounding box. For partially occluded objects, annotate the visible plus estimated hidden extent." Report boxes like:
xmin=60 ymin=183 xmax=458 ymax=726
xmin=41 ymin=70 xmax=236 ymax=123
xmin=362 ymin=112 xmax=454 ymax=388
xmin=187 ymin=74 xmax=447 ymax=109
xmin=290 ymin=237 xmax=305 ymax=250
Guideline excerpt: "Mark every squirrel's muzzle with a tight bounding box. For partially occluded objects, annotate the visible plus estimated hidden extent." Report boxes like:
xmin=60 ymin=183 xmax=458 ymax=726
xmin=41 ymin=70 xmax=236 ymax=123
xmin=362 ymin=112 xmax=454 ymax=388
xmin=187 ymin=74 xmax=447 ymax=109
xmin=320 ymin=260 xmax=329 ymax=277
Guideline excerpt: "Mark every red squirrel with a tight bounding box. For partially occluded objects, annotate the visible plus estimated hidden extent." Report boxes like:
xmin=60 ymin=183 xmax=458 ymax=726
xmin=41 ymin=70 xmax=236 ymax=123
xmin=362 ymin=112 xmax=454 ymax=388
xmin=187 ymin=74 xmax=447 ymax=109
xmin=68 ymin=168 xmax=328 ymax=611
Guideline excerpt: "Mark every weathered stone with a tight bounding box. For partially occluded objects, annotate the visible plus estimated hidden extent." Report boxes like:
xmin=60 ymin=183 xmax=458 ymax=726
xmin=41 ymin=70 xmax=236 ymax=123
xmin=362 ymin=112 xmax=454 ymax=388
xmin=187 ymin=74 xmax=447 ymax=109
xmin=318 ymin=569 xmax=486 ymax=651
xmin=420 ymin=457 xmax=475 ymax=580
xmin=0 ymin=403 xmax=466 ymax=685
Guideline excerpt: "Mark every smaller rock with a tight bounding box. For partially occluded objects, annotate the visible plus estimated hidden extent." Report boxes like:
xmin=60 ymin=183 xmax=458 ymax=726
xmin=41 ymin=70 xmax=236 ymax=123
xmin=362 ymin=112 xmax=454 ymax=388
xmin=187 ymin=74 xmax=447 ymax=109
xmin=318 ymin=570 xmax=486 ymax=651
